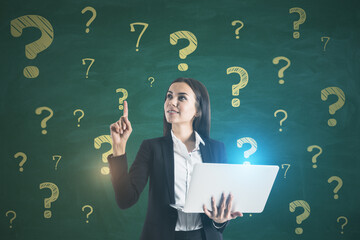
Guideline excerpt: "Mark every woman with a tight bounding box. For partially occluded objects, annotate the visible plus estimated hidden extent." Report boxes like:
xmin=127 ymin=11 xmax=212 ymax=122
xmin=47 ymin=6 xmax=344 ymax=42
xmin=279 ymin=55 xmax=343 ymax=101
xmin=108 ymin=78 xmax=242 ymax=240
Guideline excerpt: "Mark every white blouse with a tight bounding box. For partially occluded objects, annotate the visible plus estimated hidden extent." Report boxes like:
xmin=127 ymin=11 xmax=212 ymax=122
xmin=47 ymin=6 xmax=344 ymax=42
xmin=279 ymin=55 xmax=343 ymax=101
xmin=170 ymin=130 xmax=205 ymax=231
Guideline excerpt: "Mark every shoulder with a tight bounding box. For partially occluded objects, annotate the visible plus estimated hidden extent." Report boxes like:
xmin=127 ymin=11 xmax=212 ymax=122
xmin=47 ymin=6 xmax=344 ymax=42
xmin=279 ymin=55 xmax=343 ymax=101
xmin=202 ymin=137 xmax=225 ymax=148
xmin=141 ymin=135 xmax=225 ymax=148
xmin=143 ymin=135 xmax=168 ymax=142
xmin=140 ymin=135 xmax=170 ymax=147
xmin=202 ymin=137 xmax=228 ymax=163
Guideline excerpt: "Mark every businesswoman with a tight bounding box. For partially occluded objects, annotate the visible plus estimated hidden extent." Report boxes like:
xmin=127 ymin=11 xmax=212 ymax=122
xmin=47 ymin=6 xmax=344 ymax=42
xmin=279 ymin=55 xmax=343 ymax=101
xmin=108 ymin=78 xmax=242 ymax=240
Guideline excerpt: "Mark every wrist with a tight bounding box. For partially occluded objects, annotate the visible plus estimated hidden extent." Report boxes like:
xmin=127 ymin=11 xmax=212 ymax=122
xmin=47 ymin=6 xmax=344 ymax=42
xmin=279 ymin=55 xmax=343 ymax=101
xmin=212 ymin=220 xmax=227 ymax=229
xmin=113 ymin=145 xmax=126 ymax=156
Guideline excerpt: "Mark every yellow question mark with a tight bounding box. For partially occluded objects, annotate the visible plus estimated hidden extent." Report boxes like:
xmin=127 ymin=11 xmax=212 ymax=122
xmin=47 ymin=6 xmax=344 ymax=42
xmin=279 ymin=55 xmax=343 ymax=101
xmin=231 ymin=20 xmax=244 ymax=39
xmin=52 ymin=155 xmax=62 ymax=170
xmin=116 ymin=88 xmax=128 ymax=110
xmin=94 ymin=135 xmax=113 ymax=175
xmin=73 ymin=109 xmax=85 ymax=127
xmin=130 ymin=22 xmax=149 ymax=51
xmin=10 ymin=15 xmax=54 ymax=78
xmin=237 ymin=137 xmax=257 ymax=159
xmin=14 ymin=152 xmax=27 ymax=172
xmin=39 ymin=182 xmax=59 ymax=218
xmin=272 ymin=56 xmax=291 ymax=84
xmin=82 ymin=205 xmax=94 ymax=223
xmin=328 ymin=176 xmax=343 ymax=200
xmin=82 ymin=58 xmax=95 ymax=78
xmin=289 ymin=200 xmax=310 ymax=235
xmin=226 ymin=66 xmax=249 ymax=107
xmin=289 ymin=7 xmax=306 ymax=39
xmin=337 ymin=216 xmax=348 ymax=234
xmin=321 ymin=87 xmax=345 ymax=127
xmin=170 ymin=31 xmax=198 ymax=71
xmin=274 ymin=109 xmax=288 ymax=132
xmin=148 ymin=77 xmax=155 ymax=87
xmin=281 ymin=164 xmax=291 ymax=178
xmin=81 ymin=7 xmax=97 ymax=33
xmin=321 ymin=37 xmax=330 ymax=51
xmin=307 ymin=145 xmax=322 ymax=168
xmin=5 ymin=210 xmax=16 ymax=228
xmin=35 ymin=106 xmax=54 ymax=135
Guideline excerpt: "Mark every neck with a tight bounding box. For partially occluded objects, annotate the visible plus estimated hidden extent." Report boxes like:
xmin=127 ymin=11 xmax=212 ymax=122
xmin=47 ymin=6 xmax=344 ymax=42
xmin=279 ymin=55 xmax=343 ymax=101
xmin=171 ymin=124 xmax=195 ymax=143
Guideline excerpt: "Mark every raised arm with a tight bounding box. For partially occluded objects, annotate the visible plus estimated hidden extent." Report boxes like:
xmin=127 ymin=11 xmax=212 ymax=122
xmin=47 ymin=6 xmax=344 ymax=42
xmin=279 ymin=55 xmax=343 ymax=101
xmin=108 ymin=101 xmax=152 ymax=209
xmin=110 ymin=100 xmax=132 ymax=156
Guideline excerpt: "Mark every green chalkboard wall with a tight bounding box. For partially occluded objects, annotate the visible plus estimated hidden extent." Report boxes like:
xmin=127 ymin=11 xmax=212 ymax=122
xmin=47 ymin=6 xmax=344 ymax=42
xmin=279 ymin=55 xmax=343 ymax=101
xmin=1 ymin=0 xmax=359 ymax=239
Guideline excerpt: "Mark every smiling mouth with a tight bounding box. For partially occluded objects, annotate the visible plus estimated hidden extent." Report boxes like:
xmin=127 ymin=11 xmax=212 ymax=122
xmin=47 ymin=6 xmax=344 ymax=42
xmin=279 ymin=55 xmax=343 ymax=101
xmin=167 ymin=110 xmax=179 ymax=114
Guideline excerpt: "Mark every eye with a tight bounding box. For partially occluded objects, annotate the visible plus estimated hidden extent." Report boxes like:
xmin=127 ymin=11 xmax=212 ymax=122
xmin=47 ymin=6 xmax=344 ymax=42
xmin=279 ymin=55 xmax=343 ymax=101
xmin=178 ymin=96 xmax=187 ymax=101
xmin=166 ymin=93 xmax=172 ymax=99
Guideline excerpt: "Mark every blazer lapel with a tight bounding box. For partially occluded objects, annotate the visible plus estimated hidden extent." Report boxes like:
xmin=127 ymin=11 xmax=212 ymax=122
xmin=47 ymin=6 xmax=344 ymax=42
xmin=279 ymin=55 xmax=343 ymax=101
xmin=161 ymin=134 xmax=215 ymax=205
xmin=200 ymin=138 xmax=213 ymax=163
xmin=162 ymin=134 xmax=175 ymax=204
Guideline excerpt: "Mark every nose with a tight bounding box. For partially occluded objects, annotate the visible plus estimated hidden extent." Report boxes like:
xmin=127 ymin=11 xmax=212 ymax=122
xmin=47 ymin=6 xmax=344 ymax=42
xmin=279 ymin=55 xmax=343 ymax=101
xmin=168 ymin=97 xmax=178 ymax=107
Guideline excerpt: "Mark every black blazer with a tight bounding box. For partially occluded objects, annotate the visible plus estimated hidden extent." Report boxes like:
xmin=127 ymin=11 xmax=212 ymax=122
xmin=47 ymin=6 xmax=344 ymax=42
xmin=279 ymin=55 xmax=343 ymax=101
xmin=107 ymin=133 xmax=229 ymax=240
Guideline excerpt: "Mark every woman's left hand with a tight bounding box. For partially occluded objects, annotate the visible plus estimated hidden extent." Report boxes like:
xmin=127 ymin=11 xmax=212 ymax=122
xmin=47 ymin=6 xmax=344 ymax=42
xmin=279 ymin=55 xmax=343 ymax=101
xmin=203 ymin=193 xmax=243 ymax=224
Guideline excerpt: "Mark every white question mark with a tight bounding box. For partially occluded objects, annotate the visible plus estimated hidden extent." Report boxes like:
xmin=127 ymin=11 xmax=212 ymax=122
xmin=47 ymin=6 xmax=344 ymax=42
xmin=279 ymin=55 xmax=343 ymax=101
xmin=237 ymin=137 xmax=257 ymax=159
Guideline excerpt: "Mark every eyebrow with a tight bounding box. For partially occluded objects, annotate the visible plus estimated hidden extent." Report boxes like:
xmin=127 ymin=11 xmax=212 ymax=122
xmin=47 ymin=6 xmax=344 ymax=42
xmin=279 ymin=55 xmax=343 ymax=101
xmin=167 ymin=91 xmax=189 ymax=96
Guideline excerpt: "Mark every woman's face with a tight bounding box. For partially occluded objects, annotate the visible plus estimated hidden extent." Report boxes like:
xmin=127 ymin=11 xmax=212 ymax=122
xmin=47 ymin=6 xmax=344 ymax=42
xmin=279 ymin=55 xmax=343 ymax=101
xmin=164 ymin=82 xmax=198 ymax=127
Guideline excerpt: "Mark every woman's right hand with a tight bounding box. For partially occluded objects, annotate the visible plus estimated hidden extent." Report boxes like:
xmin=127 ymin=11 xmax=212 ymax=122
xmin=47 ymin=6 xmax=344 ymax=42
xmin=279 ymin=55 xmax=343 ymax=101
xmin=110 ymin=101 xmax=132 ymax=156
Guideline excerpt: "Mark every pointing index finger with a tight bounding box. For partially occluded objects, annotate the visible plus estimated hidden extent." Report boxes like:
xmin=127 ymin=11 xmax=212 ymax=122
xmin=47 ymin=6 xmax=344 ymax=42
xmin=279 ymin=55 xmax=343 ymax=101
xmin=123 ymin=101 xmax=128 ymax=117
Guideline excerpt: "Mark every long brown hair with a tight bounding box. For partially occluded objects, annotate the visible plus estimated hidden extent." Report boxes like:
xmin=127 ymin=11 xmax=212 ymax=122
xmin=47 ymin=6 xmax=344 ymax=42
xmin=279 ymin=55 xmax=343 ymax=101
xmin=163 ymin=77 xmax=211 ymax=138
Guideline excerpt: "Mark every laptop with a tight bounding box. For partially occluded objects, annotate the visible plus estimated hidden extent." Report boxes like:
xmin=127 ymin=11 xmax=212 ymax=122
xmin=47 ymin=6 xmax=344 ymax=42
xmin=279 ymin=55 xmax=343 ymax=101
xmin=182 ymin=163 xmax=279 ymax=213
